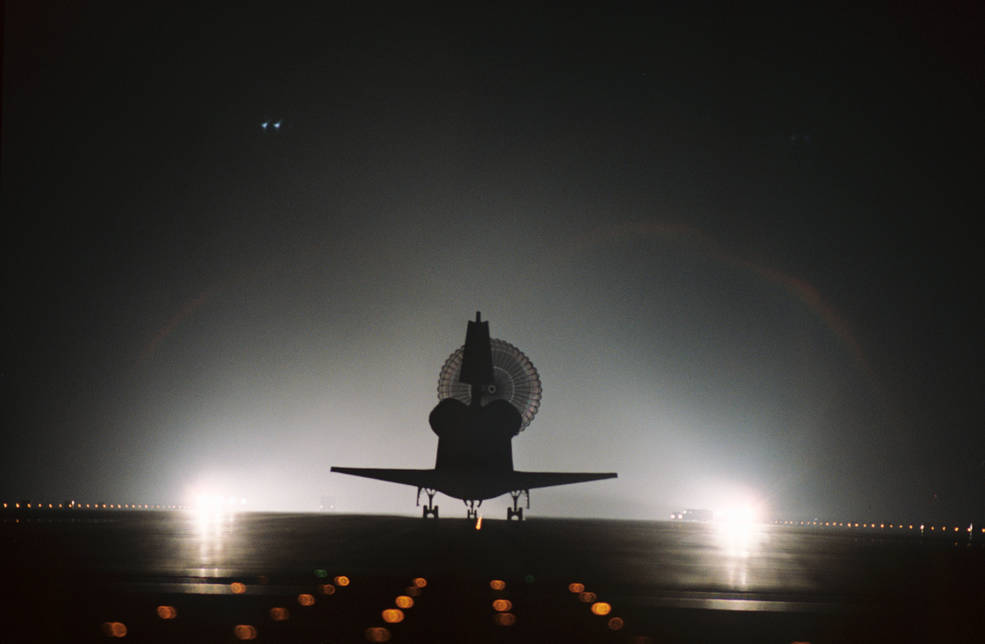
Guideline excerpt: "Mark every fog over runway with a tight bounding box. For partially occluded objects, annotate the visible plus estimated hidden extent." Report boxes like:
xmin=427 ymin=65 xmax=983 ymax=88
xmin=3 ymin=511 xmax=983 ymax=643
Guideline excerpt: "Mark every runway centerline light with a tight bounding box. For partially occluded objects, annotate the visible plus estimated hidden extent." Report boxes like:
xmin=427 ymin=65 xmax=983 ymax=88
xmin=233 ymin=624 xmax=257 ymax=640
xmin=568 ymin=582 xmax=585 ymax=593
xmin=395 ymin=595 xmax=414 ymax=609
xmin=269 ymin=607 xmax=289 ymax=621
xmin=381 ymin=608 xmax=404 ymax=623
xmin=230 ymin=582 xmax=246 ymax=594
xmin=607 ymin=616 xmax=625 ymax=630
xmin=412 ymin=577 xmax=427 ymax=588
xmin=297 ymin=594 xmax=315 ymax=607
xmin=101 ymin=622 xmax=127 ymax=638
xmin=364 ymin=626 xmax=391 ymax=642
xmin=335 ymin=575 xmax=351 ymax=587
xmin=493 ymin=612 xmax=516 ymax=627
xmin=492 ymin=599 xmax=512 ymax=612
xmin=591 ymin=602 xmax=612 ymax=616
xmin=156 ymin=605 xmax=177 ymax=620
xmin=490 ymin=579 xmax=506 ymax=591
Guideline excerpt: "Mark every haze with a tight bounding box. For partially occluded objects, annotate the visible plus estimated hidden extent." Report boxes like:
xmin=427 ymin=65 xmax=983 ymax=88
xmin=2 ymin=4 xmax=982 ymax=521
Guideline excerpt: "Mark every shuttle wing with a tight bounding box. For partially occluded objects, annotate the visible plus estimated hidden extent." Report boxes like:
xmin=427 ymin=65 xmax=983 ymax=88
xmin=509 ymin=471 xmax=617 ymax=490
xmin=331 ymin=466 xmax=617 ymax=497
xmin=331 ymin=467 xmax=439 ymax=488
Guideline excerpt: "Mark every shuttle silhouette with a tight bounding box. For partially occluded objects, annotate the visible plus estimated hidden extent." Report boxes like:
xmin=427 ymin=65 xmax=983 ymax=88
xmin=332 ymin=312 xmax=617 ymax=519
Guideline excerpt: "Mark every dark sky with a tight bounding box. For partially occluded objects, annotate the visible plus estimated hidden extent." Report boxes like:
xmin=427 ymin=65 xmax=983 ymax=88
xmin=2 ymin=3 xmax=982 ymax=520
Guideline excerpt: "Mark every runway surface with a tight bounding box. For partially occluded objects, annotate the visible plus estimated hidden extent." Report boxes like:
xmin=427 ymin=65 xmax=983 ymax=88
xmin=2 ymin=511 xmax=983 ymax=643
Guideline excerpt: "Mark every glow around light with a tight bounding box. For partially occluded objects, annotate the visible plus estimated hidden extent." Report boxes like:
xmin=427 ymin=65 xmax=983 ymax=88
xmin=192 ymin=494 xmax=247 ymax=511
xmin=714 ymin=502 xmax=762 ymax=526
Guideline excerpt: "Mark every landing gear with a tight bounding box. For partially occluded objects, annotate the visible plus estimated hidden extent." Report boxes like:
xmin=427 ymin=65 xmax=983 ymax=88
xmin=417 ymin=487 xmax=439 ymax=519
xmin=465 ymin=499 xmax=482 ymax=520
xmin=507 ymin=489 xmax=529 ymax=521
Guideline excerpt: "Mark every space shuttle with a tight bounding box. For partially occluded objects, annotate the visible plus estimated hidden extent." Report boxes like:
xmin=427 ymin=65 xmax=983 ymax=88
xmin=331 ymin=312 xmax=617 ymax=519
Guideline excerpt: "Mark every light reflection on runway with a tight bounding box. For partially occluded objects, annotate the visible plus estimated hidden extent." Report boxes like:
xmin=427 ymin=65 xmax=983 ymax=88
xmin=4 ymin=514 xmax=984 ymax=643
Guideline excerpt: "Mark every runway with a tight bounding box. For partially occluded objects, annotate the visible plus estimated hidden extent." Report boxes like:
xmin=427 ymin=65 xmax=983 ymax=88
xmin=2 ymin=511 xmax=983 ymax=642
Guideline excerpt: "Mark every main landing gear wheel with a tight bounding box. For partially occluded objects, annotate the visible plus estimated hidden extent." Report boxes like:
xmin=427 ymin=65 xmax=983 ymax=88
xmin=507 ymin=490 xmax=529 ymax=521
xmin=465 ymin=499 xmax=481 ymax=520
xmin=418 ymin=488 xmax=439 ymax=519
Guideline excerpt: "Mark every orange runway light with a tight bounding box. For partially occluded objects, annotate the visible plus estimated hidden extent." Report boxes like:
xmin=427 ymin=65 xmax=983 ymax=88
xmin=335 ymin=575 xmax=351 ymax=587
xmin=568 ymin=582 xmax=585 ymax=593
xmin=269 ymin=607 xmax=289 ymax=621
xmin=405 ymin=586 xmax=421 ymax=597
xmin=101 ymin=621 xmax=128 ymax=638
xmin=412 ymin=577 xmax=427 ymax=588
xmin=230 ymin=582 xmax=247 ymax=594
xmin=493 ymin=612 xmax=516 ymax=627
xmin=579 ymin=591 xmax=598 ymax=603
xmin=233 ymin=624 xmax=257 ymax=640
xmin=297 ymin=594 xmax=315 ymax=607
xmin=381 ymin=608 xmax=404 ymax=623
xmin=607 ymin=616 xmax=625 ymax=631
xmin=365 ymin=626 xmax=392 ymax=642
xmin=156 ymin=605 xmax=177 ymax=620
xmin=490 ymin=579 xmax=506 ymax=591
xmin=591 ymin=602 xmax=612 ymax=616
xmin=492 ymin=599 xmax=512 ymax=612
xmin=319 ymin=583 xmax=336 ymax=595
xmin=395 ymin=595 xmax=414 ymax=609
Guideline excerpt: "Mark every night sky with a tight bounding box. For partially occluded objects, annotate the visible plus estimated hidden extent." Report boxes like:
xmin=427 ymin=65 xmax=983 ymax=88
xmin=2 ymin=3 xmax=982 ymax=520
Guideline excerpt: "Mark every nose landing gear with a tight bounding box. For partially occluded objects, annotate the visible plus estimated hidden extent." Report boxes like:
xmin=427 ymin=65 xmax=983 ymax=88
xmin=465 ymin=499 xmax=482 ymax=520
